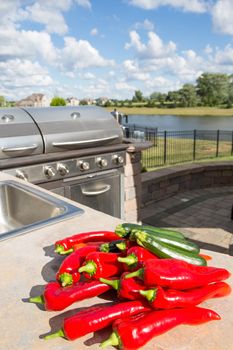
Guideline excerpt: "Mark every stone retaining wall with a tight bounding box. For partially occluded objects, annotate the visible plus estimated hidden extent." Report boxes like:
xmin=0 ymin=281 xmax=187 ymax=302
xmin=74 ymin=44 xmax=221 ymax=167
xmin=142 ymin=162 xmax=233 ymax=208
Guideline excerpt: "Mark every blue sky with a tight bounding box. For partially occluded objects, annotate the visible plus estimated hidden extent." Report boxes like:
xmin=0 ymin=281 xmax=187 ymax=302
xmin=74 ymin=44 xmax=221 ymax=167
xmin=0 ymin=0 xmax=233 ymax=101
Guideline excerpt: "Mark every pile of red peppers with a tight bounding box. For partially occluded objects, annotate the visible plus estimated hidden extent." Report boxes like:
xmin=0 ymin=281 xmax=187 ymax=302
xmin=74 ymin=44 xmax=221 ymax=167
xmin=28 ymin=225 xmax=231 ymax=350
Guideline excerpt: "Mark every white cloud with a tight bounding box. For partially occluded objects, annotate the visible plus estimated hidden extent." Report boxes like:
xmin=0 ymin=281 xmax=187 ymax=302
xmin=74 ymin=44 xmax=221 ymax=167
xmin=115 ymin=81 xmax=136 ymax=92
xmin=75 ymin=0 xmax=91 ymax=9
xmin=90 ymin=27 xmax=98 ymax=36
xmin=0 ymin=20 xmax=113 ymax=74
xmin=61 ymin=37 xmax=115 ymax=70
xmin=204 ymin=44 xmax=213 ymax=55
xmin=125 ymin=30 xmax=176 ymax=59
xmin=123 ymin=60 xmax=150 ymax=80
xmin=125 ymin=31 xmax=146 ymax=52
xmin=108 ymin=70 xmax=116 ymax=77
xmin=0 ymin=0 xmax=28 ymax=25
xmin=214 ymin=45 xmax=233 ymax=65
xmin=36 ymin=0 xmax=72 ymax=11
xmin=144 ymin=76 xmax=182 ymax=92
xmin=0 ymin=59 xmax=54 ymax=98
xmin=212 ymin=0 xmax=233 ymax=35
xmin=25 ymin=2 xmax=69 ymax=35
xmin=0 ymin=25 xmax=58 ymax=63
xmin=128 ymin=0 xmax=209 ymax=13
xmin=83 ymin=72 xmax=96 ymax=79
xmin=134 ymin=19 xmax=154 ymax=30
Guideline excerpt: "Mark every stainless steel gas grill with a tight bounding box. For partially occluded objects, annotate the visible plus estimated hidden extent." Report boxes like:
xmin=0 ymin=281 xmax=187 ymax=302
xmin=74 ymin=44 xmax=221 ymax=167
xmin=0 ymin=106 xmax=127 ymax=219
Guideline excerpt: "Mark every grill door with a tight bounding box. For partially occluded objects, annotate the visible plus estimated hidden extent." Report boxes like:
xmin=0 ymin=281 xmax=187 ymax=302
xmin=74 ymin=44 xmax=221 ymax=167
xmin=65 ymin=169 xmax=123 ymax=218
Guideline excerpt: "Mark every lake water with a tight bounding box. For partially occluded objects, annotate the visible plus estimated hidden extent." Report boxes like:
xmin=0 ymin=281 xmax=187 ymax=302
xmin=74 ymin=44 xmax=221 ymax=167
xmin=125 ymin=114 xmax=233 ymax=131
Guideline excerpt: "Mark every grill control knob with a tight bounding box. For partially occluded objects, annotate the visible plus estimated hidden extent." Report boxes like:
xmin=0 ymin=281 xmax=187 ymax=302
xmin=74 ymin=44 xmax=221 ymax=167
xmin=97 ymin=157 xmax=108 ymax=168
xmin=57 ymin=163 xmax=69 ymax=176
xmin=112 ymin=154 xmax=124 ymax=165
xmin=78 ymin=161 xmax=90 ymax=171
xmin=16 ymin=170 xmax=28 ymax=181
xmin=44 ymin=166 xmax=56 ymax=178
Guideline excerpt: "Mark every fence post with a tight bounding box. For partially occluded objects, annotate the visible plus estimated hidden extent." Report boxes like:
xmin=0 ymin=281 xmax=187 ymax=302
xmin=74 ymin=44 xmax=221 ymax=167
xmin=231 ymin=131 xmax=233 ymax=156
xmin=193 ymin=129 xmax=196 ymax=160
xmin=164 ymin=130 xmax=167 ymax=164
xmin=216 ymin=129 xmax=220 ymax=157
xmin=145 ymin=127 xmax=148 ymax=141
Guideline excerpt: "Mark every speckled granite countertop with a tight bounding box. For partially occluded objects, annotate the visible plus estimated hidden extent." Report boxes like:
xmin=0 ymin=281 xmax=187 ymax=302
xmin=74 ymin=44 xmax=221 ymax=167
xmin=0 ymin=172 xmax=232 ymax=350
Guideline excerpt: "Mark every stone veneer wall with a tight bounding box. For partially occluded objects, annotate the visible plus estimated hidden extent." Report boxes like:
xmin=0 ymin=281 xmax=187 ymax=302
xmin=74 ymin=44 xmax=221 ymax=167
xmin=141 ymin=161 xmax=233 ymax=208
xmin=123 ymin=149 xmax=142 ymax=222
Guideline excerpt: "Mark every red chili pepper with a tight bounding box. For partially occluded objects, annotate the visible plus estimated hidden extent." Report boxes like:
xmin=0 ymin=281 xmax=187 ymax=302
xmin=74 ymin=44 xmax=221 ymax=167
xmin=118 ymin=246 xmax=158 ymax=271
xmin=126 ymin=258 xmax=231 ymax=290
xmin=100 ymin=272 xmax=146 ymax=300
xmin=29 ymin=280 xmax=111 ymax=311
xmin=72 ymin=241 xmax=106 ymax=251
xmin=139 ymin=281 xmax=231 ymax=309
xmin=78 ymin=252 xmax=124 ymax=279
xmin=101 ymin=306 xmax=221 ymax=349
xmin=55 ymin=231 xmax=120 ymax=254
xmin=56 ymin=245 xmax=101 ymax=286
xmin=44 ymin=300 xmax=151 ymax=340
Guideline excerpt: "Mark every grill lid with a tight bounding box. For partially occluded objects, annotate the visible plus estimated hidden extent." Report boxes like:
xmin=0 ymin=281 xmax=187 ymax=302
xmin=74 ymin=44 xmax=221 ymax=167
xmin=0 ymin=108 xmax=43 ymax=159
xmin=24 ymin=106 xmax=123 ymax=154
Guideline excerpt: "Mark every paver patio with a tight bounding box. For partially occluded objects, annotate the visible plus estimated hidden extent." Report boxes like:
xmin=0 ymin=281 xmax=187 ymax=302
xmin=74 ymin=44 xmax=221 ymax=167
xmin=141 ymin=186 xmax=233 ymax=255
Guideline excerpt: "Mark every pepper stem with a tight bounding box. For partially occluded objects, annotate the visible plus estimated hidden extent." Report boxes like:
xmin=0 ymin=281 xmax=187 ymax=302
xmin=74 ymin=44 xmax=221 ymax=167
xmin=59 ymin=248 xmax=74 ymax=255
xmin=100 ymin=332 xmax=119 ymax=348
xmin=99 ymin=278 xmax=120 ymax=290
xmin=29 ymin=295 xmax=44 ymax=304
xmin=44 ymin=329 xmax=65 ymax=340
xmin=59 ymin=272 xmax=73 ymax=286
xmin=78 ymin=261 xmax=96 ymax=276
xmin=118 ymin=254 xmax=137 ymax=266
xmin=115 ymin=241 xmax=127 ymax=251
xmin=54 ymin=245 xmax=65 ymax=254
xmin=134 ymin=231 xmax=147 ymax=241
xmin=100 ymin=243 xmax=110 ymax=252
xmin=115 ymin=224 xmax=127 ymax=237
xmin=125 ymin=268 xmax=143 ymax=279
xmin=139 ymin=289 xmax=156 ymax=302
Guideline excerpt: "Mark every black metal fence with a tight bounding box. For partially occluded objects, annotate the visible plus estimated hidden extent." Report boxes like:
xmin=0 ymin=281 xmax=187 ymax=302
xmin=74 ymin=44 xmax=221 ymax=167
xmin=122 ymin=125 xmax=233 ymax=169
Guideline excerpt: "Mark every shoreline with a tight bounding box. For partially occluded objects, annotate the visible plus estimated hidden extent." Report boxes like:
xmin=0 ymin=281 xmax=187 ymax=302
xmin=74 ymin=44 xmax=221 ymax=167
xmin=106 ymin=106 xmax=233 ymax=116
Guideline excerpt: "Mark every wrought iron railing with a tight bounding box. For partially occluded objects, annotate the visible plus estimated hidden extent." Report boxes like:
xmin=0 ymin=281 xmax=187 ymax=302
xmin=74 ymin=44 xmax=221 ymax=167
xmin=122 ymin=125 xmax=233 ymax=169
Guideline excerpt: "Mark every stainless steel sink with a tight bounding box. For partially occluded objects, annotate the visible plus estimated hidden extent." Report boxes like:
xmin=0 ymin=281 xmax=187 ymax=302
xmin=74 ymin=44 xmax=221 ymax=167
xmin=0 ymin=180 xmax=84 ymax=241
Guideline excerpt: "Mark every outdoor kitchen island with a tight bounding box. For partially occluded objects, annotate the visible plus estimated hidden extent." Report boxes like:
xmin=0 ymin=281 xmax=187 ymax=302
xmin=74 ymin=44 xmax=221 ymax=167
xmin=0 ymin=172 xmax=232 ymax=350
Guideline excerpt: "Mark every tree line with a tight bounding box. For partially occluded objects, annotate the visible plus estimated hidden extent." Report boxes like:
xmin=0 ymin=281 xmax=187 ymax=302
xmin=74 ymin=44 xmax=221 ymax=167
xmin=110 ymin=73 xmax=233 ymax=109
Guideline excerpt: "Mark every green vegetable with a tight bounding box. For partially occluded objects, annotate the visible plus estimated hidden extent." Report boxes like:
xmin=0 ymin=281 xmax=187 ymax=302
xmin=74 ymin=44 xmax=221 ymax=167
xmin=115 ymin=223 xmax=185 ymax=240
xmin=135 ymin=231 xmax=206 ymax=266
xmin=134 ymin=230 xmax=200 ymax=254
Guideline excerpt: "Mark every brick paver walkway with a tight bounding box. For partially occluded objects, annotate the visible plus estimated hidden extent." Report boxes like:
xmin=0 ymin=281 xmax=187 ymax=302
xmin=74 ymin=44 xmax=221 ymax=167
xmin=141 ymin=186 xmax=233 ymax=255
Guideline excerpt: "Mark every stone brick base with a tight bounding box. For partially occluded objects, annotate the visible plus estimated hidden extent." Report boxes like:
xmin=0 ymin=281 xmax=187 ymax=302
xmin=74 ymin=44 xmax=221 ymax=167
xmin=123 ymin=152 xmax=142 ymax=222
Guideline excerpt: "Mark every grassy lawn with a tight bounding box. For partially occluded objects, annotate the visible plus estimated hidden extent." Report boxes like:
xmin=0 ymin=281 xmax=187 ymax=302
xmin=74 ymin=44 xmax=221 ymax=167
xmin=143 ymin=156 xmax=233 ymax=172
xmin=142 ymin=135 xmax=233 ymax=170
xmin=106 ymin=106 xmax=233 ymax=116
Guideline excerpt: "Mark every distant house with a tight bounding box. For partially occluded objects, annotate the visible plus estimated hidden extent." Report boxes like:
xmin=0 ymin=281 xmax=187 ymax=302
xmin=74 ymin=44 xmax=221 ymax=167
xmin=80 ymin=98 xmax=96 ymax=105
xmin=16 ymin=93 xmax=51 ymax=107
xmin=97 ymin=97 xmax=110 ymax=105
xmin=66 ymin=97 xmax=80 ymax=106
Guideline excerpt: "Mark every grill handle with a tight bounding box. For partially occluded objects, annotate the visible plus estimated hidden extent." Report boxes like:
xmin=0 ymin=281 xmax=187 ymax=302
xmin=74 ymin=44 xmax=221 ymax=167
xmin=81 ymin=184 xmax=111 ymax=196
xmin=52 ymin=135 xmax=119 ymax=147
xmin=2 ymin=144 xmax=38 ymax=153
